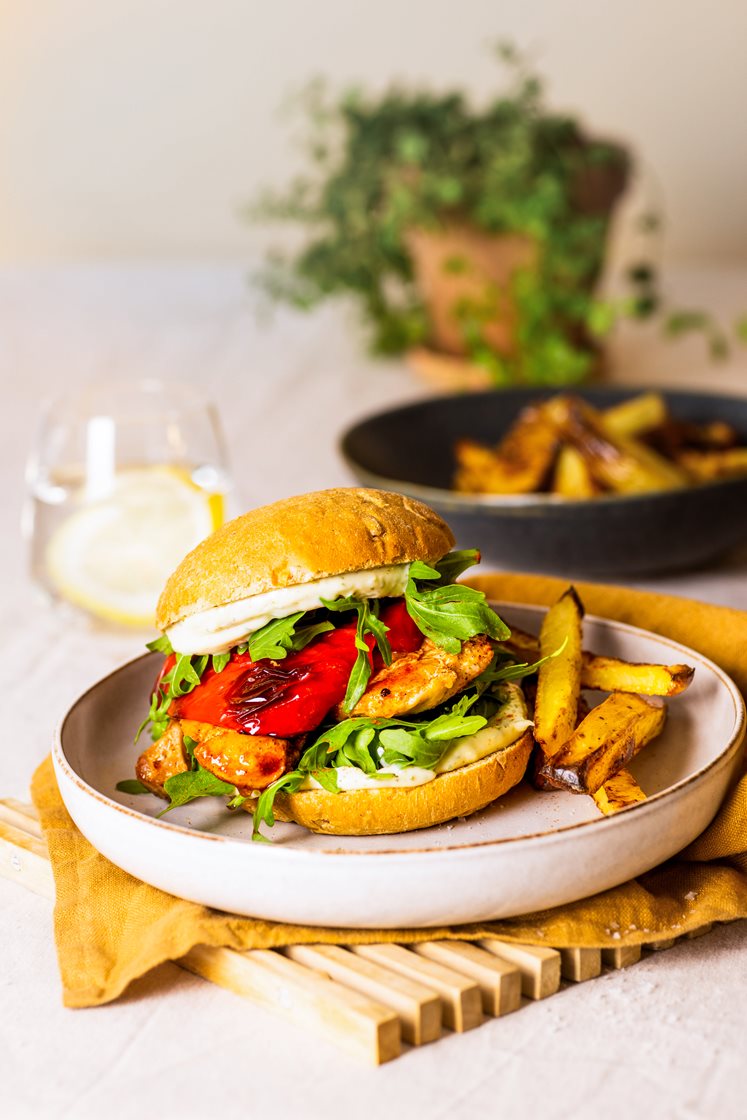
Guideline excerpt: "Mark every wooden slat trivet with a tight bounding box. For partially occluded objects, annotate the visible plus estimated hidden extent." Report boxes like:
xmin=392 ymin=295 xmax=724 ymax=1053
xmin=352 ymin=942 xmax=484 ymax=1032
xmin=413 ymin=941 xmax=522 ymax=1017
xmin=286 ymin=944 xmax=442 ymax=1046
xmin=478 ymin=939 xmax=562 ymax=1000
xmin=182 ymin=945 xmax=402 ymax=1065
xmin=602 ymin=944 xmax=642 ymax=969
xmin=0 ymin=799 xmax=714 ymax=1066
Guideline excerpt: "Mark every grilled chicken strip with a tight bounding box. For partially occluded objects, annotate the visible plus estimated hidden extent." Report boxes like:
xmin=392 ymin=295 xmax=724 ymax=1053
xmin=136 ymin=719 xmax=297 ymax=799
xmin=136 ymin=720 xmax=188 ymax=796
xmin=338 ymin=633 xmax=495 ymax=720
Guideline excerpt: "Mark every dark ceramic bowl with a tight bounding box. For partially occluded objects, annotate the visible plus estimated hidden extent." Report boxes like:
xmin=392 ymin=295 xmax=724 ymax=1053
xmin=340 ymin=386 xmax=747 ymax=576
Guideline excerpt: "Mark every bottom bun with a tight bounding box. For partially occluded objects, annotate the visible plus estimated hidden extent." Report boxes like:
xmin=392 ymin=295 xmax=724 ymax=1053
xmin=272 ymin=730 xmax=533 ymax=836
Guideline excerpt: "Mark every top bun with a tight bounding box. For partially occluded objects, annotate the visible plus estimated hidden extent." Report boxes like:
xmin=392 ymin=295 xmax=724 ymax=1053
xmin=156 ymin=488 xmax=455 ymax=630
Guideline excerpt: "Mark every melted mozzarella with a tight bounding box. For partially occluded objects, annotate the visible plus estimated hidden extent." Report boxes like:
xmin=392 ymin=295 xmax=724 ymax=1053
xmin=166 ymin=563 xmax=410 ymax=655
xmin=299 ymin=683 xmax=532 ymax=792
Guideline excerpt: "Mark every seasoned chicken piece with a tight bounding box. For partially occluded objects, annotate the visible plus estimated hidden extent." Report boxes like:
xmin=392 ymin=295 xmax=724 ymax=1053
xmin=180 ymin=719 xmax=296 ymax=794
xmin=135 ymin=720 xmax=298 ymax=798
xmin=136 ymin=721 xmax=188 ymax=797
xmin=339 ymin=634 xmax=495 ymax=719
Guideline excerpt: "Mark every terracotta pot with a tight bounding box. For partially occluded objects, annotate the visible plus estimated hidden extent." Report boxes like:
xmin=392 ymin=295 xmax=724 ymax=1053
xmin=404 ymin=149 xmax=629 ymax=363
xmin=405 ymin=225 xmax=536 ymax=357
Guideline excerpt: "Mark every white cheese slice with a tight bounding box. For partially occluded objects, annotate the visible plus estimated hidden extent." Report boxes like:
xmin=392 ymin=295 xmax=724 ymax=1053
xmin=166 ymin=563 xmax=410 ymax=655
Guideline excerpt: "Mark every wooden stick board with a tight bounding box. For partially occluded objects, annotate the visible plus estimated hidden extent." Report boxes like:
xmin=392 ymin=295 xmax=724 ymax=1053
xmin=0 ymin=799 xmax=716 ymax=1066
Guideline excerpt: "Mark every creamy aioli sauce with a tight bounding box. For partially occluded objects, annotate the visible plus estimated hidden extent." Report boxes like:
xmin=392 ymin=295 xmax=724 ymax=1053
xmin=166 ymin=563 xmax=411 ymax=655
xmin=299 ymin=683 xmax=532 ymax=791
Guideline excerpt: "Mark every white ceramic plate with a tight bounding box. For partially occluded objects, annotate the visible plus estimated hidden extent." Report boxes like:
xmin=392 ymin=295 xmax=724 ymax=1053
xmin=54 ymin=604 xmax=745 ymax=928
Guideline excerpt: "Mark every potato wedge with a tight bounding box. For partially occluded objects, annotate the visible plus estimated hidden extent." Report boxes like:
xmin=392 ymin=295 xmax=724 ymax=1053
xmin=533 ymin=587 xmax=584 ymax=760
xmin=546 ymin=396 xmax=688 ymax=494
xmin=676 ymin=447 xmax=747 ymax=482
xmin=453 ymin=404 xmax=559 ymax=494
xmin=500 ymin=628 xmax=694 ymax=698
xmin=580 ymin=655 xmax=694 ymax=697
xmin=651 ymin=417 xmax=739 ymax=458
xmin=602 ymin=392 xmax=668 ymax=438
xmin=452 ymin=439 xmax=512 ymax=494
xmin=538 ymin=693 xmax=666 ymax=795
xmin=529 ymin=693 xmax=589 ymax=791
xmin=593 ymin=769 xmax=647 ymax=815
xmin=551 ymin=444 xmax=597 ymax=499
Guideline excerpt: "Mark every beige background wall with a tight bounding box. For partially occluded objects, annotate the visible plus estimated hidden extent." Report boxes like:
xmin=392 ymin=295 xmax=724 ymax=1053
xmin=1 ymin=0 xmax=745 ymax=263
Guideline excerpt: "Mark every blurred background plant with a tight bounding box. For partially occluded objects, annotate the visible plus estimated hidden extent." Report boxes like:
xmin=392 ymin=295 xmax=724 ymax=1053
xmin=252 ymin=43 xmax=741 ymax=387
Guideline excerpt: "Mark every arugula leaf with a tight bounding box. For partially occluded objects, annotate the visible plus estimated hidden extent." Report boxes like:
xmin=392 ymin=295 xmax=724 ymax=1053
xmin=408 ymin=560 xmax=441 ymax=581
xmin=136 ymin=684 xmax=171 ymax=743
xmin=146 ymin=634 xmax=174 ymax=655
xmin=308 ymin=696 xmax=488 ymax=772
xmin=405 ymin=552 xmax=510 ymax=653
xmin=321 ymin=596 xmax=393 ymax=712
xmin=340 ymin=726 xmax=377 ymax=774
xmin=170 ymin=653 xmax=208 ymax=696
xmin=211 ymin=651 xmax=231 ymax=674
xmin=247 ymin=612 xmax=305 ymax=660
xmin=405 ymin=580 xmax=510 ymax=652
xmin=322 ymin=595 xmax=392 ymax=663
xmin=430 ymin=549 xmax=481 ymax=584
xmin=290 ymin=620 xmax=335 ymax=650
xmin=249 ymin=693 xmax=493 ymax=840
xmin=138 ymin=653 xmax=213 ymax=743
xmin=115 ymin=779 xmax=150 ymax=795
xmin=252 ymin=769 xmax=306 ymax=840
xmin=240 ymin=613 xmax=334 ymax=662
xmin=346 ymin=608 xmax=375 ymax=712
xmin=475 ymin=640 xmax=568 ymax=693
xmin=182 ymin=734 xmax=200 ymax=769
xmin=312 ymin=768 xmax=340 ymax=794
xmin=159 ymin=768 xmax=237 ymax=815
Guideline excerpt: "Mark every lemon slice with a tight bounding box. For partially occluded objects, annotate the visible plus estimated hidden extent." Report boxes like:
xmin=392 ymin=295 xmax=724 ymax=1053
xmin=46 ymin=465 xmax=224 ymax=627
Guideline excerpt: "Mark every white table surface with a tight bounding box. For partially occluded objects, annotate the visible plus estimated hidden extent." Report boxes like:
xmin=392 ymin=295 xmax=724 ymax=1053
xmin=1 ymin=263 xmax=746 ymax=1120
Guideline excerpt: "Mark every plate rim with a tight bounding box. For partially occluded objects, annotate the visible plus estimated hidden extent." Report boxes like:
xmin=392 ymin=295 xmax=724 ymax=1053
xmin=53 ymin=602 xmax=746 ymax=859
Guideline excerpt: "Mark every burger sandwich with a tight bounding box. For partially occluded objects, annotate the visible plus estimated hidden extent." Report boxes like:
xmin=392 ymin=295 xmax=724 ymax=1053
xmin=123 ymin=488 xmax=541 ymax=838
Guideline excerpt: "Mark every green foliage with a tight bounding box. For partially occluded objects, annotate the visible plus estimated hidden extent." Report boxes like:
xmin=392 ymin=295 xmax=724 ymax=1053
xmin=251 ymin=45 xmax=633 ymax=385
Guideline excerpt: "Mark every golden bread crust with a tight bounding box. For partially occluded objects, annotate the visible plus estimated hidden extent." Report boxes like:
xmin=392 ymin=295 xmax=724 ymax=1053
xmin=269 ymin=730 xmax=533 ymax=835
xmin=156 ymin=488 xmax=455 ymax=629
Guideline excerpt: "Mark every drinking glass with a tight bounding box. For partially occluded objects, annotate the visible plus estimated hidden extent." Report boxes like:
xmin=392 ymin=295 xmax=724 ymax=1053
xmin=24 ymin=379 xmax=233 ymax=629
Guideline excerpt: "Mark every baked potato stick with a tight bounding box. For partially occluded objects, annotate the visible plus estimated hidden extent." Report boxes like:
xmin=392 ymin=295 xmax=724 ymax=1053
xmin=601 ymin=393 xmax=668 ymax=439
xmin=452 ymin=440 xmax=511 ymax=494
xmin=500 ymin=629 xmax=694 ymax=699
xmin=676 ymin=447 xmax=747 ymax=482
xmin=533 ymin=588 xmax=584 ymax=760
xmin=551 ymin=445 xmax=597 ymax=499
xmin=546 ymin=396 xmax=688 ymax=494
xmin=593 ymin=769 xmax=647 ymax=815
xmin=453 ymin=406 xmax=559 ymax=495
xmin=539 ymin=693 xmax=666 ymax=795
xmin=580 ymin=655 xmax=694 ymax=697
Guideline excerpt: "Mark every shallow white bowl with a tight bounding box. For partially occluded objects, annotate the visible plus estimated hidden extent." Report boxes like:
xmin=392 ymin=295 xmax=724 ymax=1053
xmin=54 ymin=604 xmax=745 ymax=928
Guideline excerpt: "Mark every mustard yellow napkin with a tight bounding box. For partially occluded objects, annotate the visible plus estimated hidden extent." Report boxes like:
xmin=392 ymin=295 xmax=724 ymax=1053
xmin=32 ymin=574 xmax=747 ymax=1008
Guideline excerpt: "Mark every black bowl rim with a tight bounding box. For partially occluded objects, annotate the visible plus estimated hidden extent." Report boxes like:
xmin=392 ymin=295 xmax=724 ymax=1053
xmin=339 ymin=384 xmax=747 ymax=513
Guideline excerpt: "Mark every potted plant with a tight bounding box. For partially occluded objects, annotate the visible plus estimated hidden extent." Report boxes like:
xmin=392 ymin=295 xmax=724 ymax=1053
xmin=251 ymin=46 xmax=653 ymax=386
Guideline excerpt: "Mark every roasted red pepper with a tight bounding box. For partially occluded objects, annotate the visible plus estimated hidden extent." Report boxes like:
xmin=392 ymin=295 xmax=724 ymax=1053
xmin=168 ymin=599 xmax=421 ymax=737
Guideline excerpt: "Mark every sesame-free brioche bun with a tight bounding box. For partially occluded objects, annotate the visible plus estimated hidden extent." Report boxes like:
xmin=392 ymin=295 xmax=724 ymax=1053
xmin=269 ymin=731 xmax=533 ymax=836
xmin=156 ymin=488 xmax=455 ymax=631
